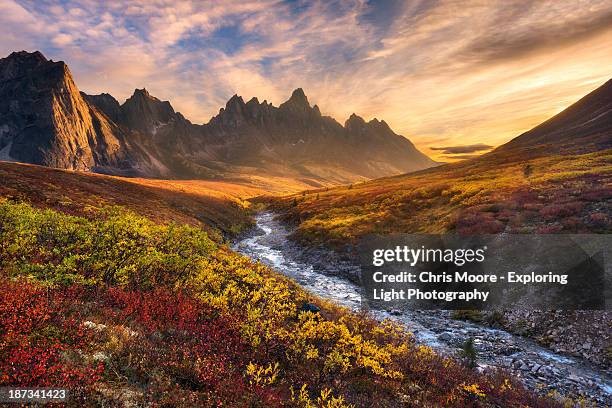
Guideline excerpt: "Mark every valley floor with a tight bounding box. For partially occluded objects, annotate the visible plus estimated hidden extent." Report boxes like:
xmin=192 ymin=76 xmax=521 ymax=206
xmin=0 ymin=161 xmax=579 ymax=407
xmin=0 ymin=154 xmax=610 ymax=406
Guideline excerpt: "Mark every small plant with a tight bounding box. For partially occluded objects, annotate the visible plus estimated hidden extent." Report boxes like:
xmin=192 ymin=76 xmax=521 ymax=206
xmin=460 ymin=338 xmax=477 ymax=369
xmin=514 ymin=319 xmax=534 ymax=337
xmin=245 ymin=362 xmax=279 ymax=386
xmin=461 ymin=383 xmax=485 ymax=398
xmin=290 ymin=384 xmax=353 ymax=408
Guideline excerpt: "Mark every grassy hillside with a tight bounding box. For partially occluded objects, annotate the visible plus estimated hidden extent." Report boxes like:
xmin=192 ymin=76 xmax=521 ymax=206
xmin=0 ymin=167 xmax=565 ymax=406
xmin=0 ymin=161 xmax=253 ymax=238
xmin=267 ymin=148 xmax=611 ymax=247
xmin=0 ymin=161 xmax=339 ymax=237
xmin=127 ymin=172 xmax=335 ymax=200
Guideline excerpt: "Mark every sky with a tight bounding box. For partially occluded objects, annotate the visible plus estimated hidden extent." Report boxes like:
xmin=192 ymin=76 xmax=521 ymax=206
xmin=1 ymin=0 xmax=611 ymax=161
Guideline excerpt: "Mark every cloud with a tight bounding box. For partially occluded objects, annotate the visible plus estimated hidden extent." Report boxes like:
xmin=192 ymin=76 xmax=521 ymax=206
xmin=442 ymin=154 xmax=481 ymax=161
xmin=459 ymin=3 xmax=612 ymax=65
xmin=430 ymin=144 xmax=493 ymax=155
xmin=52 ymin=33 xmax=73 ymax=46
xmin=1 ymin=0 xmax=611 ymax=160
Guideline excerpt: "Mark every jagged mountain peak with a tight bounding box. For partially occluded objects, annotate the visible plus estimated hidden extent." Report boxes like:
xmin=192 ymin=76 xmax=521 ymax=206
xmin=81 ymin=91 xmax=120 ymax=105
xmin=132 ymin=87 xmax=150 ymax=98
xmin=121 ymin=88 xmax=177 ymax=133
xmin=290 ymin=87 xmax=308 ymax=101
xmin=127 ymin=88 xmax=165 ymax=103
xmin=81 ymin=92 xmax=122 ymax=123
xmin=226 ymin=94 xmax=246 ymax=109
xmin=6 ymin=50 xmax=47 ymax=64
xmin=93 ymin=91 xmax=117 ymax=99
xmin=0 ymin=50 xmax=68 ymax=82
xmin=368 ymin=118 xmax=392 ymax=132
xmin=246 ymin=96 xmax=260 ymax=106
xmin=346 ymin=113 xmax=366 ymax=128
xmin=345 ymin=114 xmax=394 ymax=135
xmin=280 ymin=88 xmax=311 ymax=112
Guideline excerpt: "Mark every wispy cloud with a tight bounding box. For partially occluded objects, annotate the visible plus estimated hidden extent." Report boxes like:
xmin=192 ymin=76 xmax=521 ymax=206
xmin=1 ymin=0 xmax=611 ymax=161
xmin=430 ymin=144 xmax=493 ymax=155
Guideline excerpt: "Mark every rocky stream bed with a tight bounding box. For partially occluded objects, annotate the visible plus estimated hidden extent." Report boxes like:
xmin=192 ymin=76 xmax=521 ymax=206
xmin=232 ymin=212 xmax=611 ymax=405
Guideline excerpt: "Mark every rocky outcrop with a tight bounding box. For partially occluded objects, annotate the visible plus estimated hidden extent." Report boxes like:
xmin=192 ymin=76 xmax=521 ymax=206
xmin=500 ymin=310 xmax=611 ymax=369
xmin=120 ymin=88 xmax=180 ymax=134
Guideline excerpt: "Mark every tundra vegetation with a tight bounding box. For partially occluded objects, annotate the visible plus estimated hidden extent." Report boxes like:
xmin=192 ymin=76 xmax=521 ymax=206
xmin=0 ymin=196 xmax=566 ymax=406
xmin=269 ymin=149 xmax=611 ymax=247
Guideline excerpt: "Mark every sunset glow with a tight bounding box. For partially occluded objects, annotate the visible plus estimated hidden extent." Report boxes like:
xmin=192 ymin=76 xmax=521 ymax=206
xmin=2 ymin=0 xmax=611 ymax=160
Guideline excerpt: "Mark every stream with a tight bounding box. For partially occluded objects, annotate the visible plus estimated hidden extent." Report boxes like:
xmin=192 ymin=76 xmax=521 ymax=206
xmin=233 ymin=212 xmax=612 ymax=405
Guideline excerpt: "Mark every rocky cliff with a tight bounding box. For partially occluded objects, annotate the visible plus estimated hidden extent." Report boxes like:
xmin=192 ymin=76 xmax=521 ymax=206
xmin=0 ymin=51 xmax=162 ymax=176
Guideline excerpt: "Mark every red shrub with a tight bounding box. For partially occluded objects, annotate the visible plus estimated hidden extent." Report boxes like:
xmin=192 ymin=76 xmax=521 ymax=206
xmin=589 ymin=212 xmax=610 ymax=228
xmin=0 ymin=281 xmax=282 ymax=406
xmin=455 ymin=211 xmax=506 ymax=234
xmin=92 ymin=287 xmax=283 ymax=406
xmin=539 ymin=202 xmax=583 ymax=220
xmin=98 ymin=287 xmax=205 ymax=333
xmin=581 ymin=187 xmax=612 ymax=202
xmin=522 ymin=203 xmax=543 ymax=211
xmin=0 ymin=281 xmax=103 ymax=389
xmin=536 ymin=224 xmax=564 ymax=234
xmin=562 ymin=216 xmax=585 ymax=232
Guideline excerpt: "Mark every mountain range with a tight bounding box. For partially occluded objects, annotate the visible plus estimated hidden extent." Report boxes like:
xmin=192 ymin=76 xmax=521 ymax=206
xmin=0 ymin=51 xmax=436 ymax=183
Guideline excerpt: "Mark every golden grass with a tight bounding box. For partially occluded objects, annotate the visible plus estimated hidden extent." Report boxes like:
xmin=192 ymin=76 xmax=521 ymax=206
xmin=0 ymin=161 xmax=252 ymax=237
xmin=124 ymin=173 xmax=328 ymax=202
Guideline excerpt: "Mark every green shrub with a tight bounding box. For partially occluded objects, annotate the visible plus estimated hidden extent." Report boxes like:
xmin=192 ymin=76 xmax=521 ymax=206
xmin=0 ymin=202 xmax=215 ymax=288
xmin=460 ymin=338 xmax=477 ymax=369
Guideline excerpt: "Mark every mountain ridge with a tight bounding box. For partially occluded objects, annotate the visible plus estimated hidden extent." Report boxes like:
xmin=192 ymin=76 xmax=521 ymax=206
xmin=1 ymin=50 xmax=437 ymax=183
xmin=496 ymin=78 xmax=612 ymax=153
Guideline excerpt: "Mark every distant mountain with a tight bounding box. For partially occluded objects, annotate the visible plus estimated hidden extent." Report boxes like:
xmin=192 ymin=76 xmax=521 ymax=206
xmin=497 ymin=78 xmax=612 ymax=153
xmin=197 ymin=88 xmax=435 ymax=181
xmin=0 ymin=50 xmax=436 ymax=183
